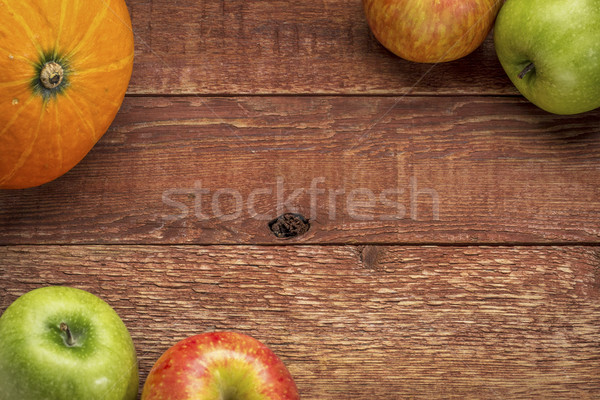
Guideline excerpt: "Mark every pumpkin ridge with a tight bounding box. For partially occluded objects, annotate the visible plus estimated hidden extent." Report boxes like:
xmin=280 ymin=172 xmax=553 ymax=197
xmin=53 ymin=0 xmax=69 ymax=51
xmin=0 ymin=98 xmax=44 ymax=185
xmin=0 ymin=79 xmax=31 ymax=89
xmin=63 ymin=92 xmax=99 ymax=142
xmin=53 ymin=104 xmax=64 ymax=173
xmin=72 ymin=87 xmax=123 ymax=109
xmin=0 ymin=96 xmax=35 ymax=139
xmin=76 ymin=53 xmax=134 ymax=76
xmin=1 ymin=1 xmax=43 ymax=56
xmin=63 ymin=2 xmax=111 ymax=61
xmin=0 ymin=48 xmax=29 ymax=64
xmin=102 ymin=0 xmax=136 ymax=34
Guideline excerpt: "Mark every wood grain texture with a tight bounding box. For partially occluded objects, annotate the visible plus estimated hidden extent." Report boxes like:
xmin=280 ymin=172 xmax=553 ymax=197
xmin=126 ymin=0 xmax=513 ymax=95
xmin=2 ymin=2 xmax=598 ymax=400
xmin=1 ymin=96 xmax=598 ymax=245
xmin=1 ymin=245 xmax=600 ymax=399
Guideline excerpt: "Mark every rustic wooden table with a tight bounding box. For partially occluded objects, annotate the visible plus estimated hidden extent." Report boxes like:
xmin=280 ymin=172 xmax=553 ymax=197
xmin=2 ymin=0 xmax=600 ymax=398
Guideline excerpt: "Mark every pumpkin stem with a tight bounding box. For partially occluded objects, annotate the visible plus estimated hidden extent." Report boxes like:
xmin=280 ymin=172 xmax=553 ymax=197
xmin=40 ymin=62 xmax=64 ymax=89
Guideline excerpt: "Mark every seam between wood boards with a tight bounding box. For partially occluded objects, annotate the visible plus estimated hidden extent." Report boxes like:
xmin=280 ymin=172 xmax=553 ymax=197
xmin=123 ymin=93 xmax=522 ymax=99
xmin=1 ymin=242 xmax=599 ymax=247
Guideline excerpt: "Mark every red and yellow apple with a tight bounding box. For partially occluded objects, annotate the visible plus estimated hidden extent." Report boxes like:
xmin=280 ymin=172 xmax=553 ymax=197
xmin=363 ymin=0 xmax=504 ymax=63
xmin=142 ymin=331 xmax=299 ymax=400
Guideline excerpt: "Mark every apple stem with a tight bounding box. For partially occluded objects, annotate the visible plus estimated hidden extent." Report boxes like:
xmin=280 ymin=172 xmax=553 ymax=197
xmin=518 ymin=62 xmax=535 ymax=79
xmin=60 ymin=322 xmax=75 ymax=347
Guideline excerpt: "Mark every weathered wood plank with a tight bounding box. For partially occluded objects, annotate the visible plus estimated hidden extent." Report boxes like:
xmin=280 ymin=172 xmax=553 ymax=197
xmin=126 ymin=0 xmax=513 ymax=95
xmin=1 ymin=245 xmax=599 ymax=399
xmin=1 ymin=96 xmax=598 ymax=244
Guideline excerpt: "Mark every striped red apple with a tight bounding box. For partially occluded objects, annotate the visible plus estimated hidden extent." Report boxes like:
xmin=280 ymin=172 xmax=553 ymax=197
xmin=142 ymin=331 xmax=299 ymax=400
xmin=363 ymin=0 xmax=504 ymax=63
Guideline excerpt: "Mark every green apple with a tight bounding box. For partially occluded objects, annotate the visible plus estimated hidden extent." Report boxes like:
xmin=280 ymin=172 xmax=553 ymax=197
xmin=494 ymin=0 xmax=600 ymax=114
xmin=0 ymin=286 xmax=139 ymax=400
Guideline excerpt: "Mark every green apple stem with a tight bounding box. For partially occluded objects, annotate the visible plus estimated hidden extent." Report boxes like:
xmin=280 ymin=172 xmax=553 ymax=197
xmin=518 ymin=62 xmax=535 ymax=79
xmin=60 ymin=322 xmax=76 ymax=347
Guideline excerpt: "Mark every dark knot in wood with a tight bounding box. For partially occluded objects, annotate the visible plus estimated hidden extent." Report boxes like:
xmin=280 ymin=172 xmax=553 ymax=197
xmin=268 ymin=213 xmax=310 ymax=239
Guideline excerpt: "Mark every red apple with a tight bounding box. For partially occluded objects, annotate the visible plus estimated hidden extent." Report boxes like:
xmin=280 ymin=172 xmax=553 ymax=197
xmin=363 ymin=0 xmax=504 ymax=63
xmin=142 ymin=331 xmax=299 ymax=400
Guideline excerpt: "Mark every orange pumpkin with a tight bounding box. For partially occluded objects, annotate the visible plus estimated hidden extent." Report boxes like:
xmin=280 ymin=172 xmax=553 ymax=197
xmin=0 ymin=0 xmax=134 ymax=189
